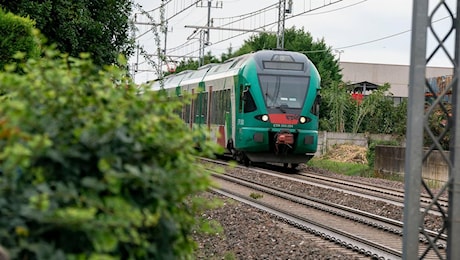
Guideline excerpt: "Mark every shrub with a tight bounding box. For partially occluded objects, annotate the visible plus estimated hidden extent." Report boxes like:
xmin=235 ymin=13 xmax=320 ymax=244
xmin=0 ymin=49 xmax=219 ymax=259
xmin=0 ymin=8 xmax=40 ymax=71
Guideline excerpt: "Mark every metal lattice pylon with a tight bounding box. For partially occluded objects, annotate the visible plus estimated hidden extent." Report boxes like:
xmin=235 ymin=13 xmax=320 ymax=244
xmin=404 ymin=1 xmax=460 ymax=259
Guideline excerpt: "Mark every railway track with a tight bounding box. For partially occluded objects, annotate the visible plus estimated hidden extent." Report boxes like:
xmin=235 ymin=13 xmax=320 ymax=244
xmin=204 ymin=157 xmax=448 ymax=214
xmin=202 ymin=158 xmax=447 ymax=259
xmin=296 ymin=172 xmax=449 ymax=215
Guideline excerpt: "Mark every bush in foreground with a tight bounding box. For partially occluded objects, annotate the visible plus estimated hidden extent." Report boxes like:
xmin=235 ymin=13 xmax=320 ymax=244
xmin=0 ymin=49 xmax=219 ymax=259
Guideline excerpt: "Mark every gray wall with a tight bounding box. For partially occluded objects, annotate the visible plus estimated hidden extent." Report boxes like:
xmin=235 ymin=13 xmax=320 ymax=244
xmin=316 ymin=132 xmax=447 ymax=186
xmin=316 ymin=131 xmax=398 ymax=156
xmin=374 ymin=145 xmax=449 ymax=187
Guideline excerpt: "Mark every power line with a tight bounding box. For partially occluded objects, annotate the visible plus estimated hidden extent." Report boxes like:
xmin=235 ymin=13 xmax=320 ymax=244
xmin=136 ymin=1 xmax=448 ymax=79
xmin=167 ymin=0 xmax=201 ymax=20
xmin=336 ymin=29 xmax=410 ymax=50
xmin=200 ymin=0 xmax=345 ymax=50
xmin=298 ymin=0 xmax=368 ymax=16
xmin=212 ymin=3 xmax=277 ymax=21
xmin=336 ymin=14 xmax=451 ymax=50
xmin=179 ymin=4 xmax=452 ymax=57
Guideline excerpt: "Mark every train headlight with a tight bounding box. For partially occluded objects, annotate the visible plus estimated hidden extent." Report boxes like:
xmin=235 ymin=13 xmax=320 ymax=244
xmin=299 ymin=116 xmax=307 ymax=124
xmin=261 ymin=114 xmax=269 ymax=122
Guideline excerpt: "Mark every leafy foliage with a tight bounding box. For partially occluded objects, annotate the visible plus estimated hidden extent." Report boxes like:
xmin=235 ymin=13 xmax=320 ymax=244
xmin=0 ymin=8 xmax=40 ymax=70
xmin=424 ymin=102 xmax=452 ymax=150
xmin=171 ymin=51 xmax=220 ymax=75
xmin=0 ymin=48 xmax=219 ymax=259
xmin=319 ymin=81 xmax=407 ymax=135
xmin=351 ymin=84 xmax=407 ymax=136
xmin=319 ymin=81 xmax=352 ymax=132
xmin=349 ymin=84 xmax=391 ymax=133
xmin=0 ymin=0 xmax=135 ymax=66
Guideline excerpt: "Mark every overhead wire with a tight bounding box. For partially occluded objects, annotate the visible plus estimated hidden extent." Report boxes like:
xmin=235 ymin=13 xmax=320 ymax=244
xmin=204 ymin=0 xmax=347 ymax=50
xmin=136 ymin=1 xmax=452 ymax=72
xmin=202 ymin=1 xmax=452 ymax=55
xmin=335 ymin=14 xmax=452 ymax=50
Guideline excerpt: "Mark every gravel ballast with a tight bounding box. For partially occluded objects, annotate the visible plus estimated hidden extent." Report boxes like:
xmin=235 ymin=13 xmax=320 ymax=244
xmin=192 ymin=164 xmax=446 ymax=259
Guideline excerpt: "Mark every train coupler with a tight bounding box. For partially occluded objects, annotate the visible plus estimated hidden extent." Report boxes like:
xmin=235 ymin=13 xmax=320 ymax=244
xmin=274 ymin=130 xmax=294 ymax=155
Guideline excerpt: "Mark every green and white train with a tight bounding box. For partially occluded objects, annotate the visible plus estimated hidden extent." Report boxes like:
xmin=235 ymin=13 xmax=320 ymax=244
xmin=152 ymin=49 xmax=321 ymax=168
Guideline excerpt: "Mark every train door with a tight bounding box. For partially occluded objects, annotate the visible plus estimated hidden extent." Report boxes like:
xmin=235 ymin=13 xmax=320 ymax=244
xmin=234 ymin=83 xmax=247 ymax=147
xmin=231 ymin=82 xmax=254 ymax=165
xmin=194 ymin=81 xmax=207 ymax=126
xmin=226 ymin=79 xmax=237 ymax=152
xmin=234 ymin=81 xmax=259 ymax=150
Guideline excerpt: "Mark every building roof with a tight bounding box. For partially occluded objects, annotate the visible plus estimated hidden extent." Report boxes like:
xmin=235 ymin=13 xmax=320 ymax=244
xmin=349 ymin=81 xmax=380 ymax=93
xmin=340 ymin=62 xmax=453 ymax=97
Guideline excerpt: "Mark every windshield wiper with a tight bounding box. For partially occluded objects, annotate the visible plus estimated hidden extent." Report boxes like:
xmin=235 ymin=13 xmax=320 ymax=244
xmin=278 ymin=104 xmax=288 ymax=113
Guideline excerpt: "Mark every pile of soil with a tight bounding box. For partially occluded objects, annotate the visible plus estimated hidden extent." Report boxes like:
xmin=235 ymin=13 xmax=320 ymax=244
xmin=322 ymin=144 xmax=368 ymax=164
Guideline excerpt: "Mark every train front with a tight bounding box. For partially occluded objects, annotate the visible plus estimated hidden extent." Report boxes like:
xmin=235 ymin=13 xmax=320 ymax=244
xmin=234 ymin=50 xmax=321 ymax=168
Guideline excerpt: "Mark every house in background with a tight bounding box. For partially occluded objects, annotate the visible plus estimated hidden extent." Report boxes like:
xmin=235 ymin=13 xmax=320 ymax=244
xmin=339 ymin=62 xmax=453 ymax=104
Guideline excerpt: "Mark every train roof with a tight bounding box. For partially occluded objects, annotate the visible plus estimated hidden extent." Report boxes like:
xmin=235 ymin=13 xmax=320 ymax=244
xmin=151 ymin=50 xmax=313 ymax=91
xmin=158 ymin=55 xmax=252 ymax=90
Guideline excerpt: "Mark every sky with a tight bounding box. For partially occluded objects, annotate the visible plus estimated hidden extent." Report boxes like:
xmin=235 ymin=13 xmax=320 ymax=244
xmin=131 ymin=0 xmax=456 ymax=83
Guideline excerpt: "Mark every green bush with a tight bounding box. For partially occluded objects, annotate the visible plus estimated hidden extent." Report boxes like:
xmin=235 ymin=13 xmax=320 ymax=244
xmin=0 ymin=49 xmax=219 ymax=259
xmin=0 ymin=8 xmax=40 ymax=71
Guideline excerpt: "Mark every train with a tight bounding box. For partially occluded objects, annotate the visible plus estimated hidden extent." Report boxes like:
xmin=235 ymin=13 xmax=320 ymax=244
xmin=151 ymin=49 xmax=321 ymax=168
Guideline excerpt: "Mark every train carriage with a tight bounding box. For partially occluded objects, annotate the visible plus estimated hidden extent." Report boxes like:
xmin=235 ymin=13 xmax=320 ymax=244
xmin=156 ymin=49 xmax=321 ymax=168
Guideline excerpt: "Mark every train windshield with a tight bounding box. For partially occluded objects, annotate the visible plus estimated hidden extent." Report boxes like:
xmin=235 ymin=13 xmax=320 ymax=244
xmin=259 ymin=75 xmax=309 ymax=109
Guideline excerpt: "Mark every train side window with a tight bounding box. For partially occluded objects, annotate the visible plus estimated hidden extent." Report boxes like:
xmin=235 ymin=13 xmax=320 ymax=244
xmin=224 ymin=89 xmax=231 ymax=116
xmin=241 ymin=84 xmax=257 ymax=113
xmin=311 ymin=93 xmax=321 ymax=116
xmin=243 ymin=90 xmax=257 ymax=113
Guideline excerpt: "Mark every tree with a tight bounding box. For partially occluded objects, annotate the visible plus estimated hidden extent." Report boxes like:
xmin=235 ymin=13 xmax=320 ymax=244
xmin=425 ymin=102 xmax=451 ymax=150
xmin=0 ymin=0 xmax=135 ymax=66
xmin=319 ymin=81 xmax=352 ymax=132
xmin=349 ymin=84 xmax=389 ymax=133
xmin=0 ymin=8 xmax=40 ymax=70
xmin=0 ymin=46 xmax=220 ymax=259
xmin=169 ymin=51 xmax=220 ymax=76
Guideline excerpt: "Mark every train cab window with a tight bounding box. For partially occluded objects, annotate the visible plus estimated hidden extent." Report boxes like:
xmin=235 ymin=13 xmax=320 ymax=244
xmin=259 ymin=75 xmax=309 ymax=109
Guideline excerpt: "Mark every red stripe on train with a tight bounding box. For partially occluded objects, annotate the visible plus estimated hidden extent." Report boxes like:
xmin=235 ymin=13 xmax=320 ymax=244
xmin=269 ymin=114 xmax=299 ymax=125
xmin=217 ymin=125 xmax=226 ymax=147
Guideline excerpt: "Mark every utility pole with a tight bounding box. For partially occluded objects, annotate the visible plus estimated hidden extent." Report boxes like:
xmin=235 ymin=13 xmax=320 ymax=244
xmin=276 ymin=0 xmax=292 ymax=50
xmin=133 ymin=1 xmax=170 ymax=85
xmin=161 ymin=0 xmax=168 ymax=59
xmin=196 ymin=0 xmax=223 ymax=65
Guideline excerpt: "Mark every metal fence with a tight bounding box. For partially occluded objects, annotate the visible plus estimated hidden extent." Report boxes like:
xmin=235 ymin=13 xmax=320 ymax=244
xmin=404 ymin=1 xmax=460 ymax=259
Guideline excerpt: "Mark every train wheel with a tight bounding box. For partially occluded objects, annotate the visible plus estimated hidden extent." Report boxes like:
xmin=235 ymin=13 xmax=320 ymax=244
xmin=243 ymin=156 xmax=250 ymax=167
xmin=291 ymin=163 xmax=299 ymax=169
xmin=235 ymin=151 xmax=250 ymax=167
xmin=283 ymin=163 xmax=289 ymax=168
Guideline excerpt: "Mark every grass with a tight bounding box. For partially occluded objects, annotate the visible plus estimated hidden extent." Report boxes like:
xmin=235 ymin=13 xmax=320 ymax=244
xmin=307 ymin=158 xmax=407 ymax=183
xmin=307 ymin=158 xmax=372 ymax=177
xmin=249 ymin=192 xmax=263 ymax=199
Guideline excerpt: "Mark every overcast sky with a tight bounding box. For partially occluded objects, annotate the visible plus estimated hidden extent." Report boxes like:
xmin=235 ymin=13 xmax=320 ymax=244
xmin=131 ymin=0 xmax=456 ymax=83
